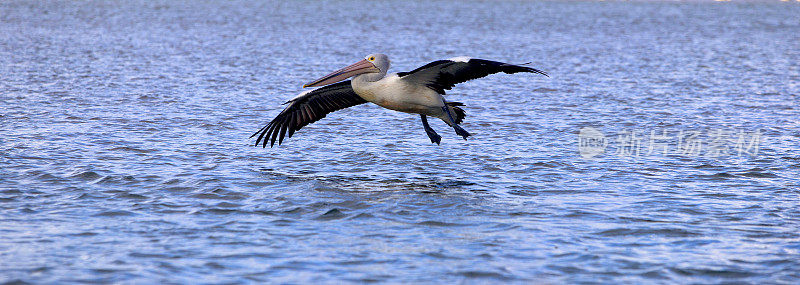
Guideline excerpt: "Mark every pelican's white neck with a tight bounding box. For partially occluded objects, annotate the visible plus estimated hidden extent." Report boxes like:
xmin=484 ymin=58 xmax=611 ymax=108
xmin=350 ymin=71 xmax=389 ymax=103
xmin=353 ymin=72 xmax=386 ymax=84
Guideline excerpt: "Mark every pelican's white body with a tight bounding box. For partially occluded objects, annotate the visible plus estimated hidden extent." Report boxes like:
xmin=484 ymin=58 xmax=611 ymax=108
xmin=351 ymin=73 xmax=446 ymax=118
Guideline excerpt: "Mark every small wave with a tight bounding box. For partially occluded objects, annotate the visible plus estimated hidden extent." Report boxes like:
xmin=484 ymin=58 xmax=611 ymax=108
xmin=348 ymin=212 xmax=375 ymax=220
xmin=737 ymin=171 xmax=778 ymax=178
xmin=93 ymin=210 xmax=136 ymax=217
xmin=193 ymin=208 xmax=243 ymax=215
xmin=414 ymin=220 xmax=466 ymax=227
xmin=595 ymin=227 xmax=701 ymax=238
xmin=314 ymin=208 xmax=348 ymax=221
xmin=453 ymin=270 xmax=514 ymax=280
xmin=692 ymin=172 xmax=737 ymax=180
xmin=109 ymin=146 xmax=154 ymax=153
xmin=68 ymin=170 xmax=102 ymax=180
xmin=116 ymin=193 xmax=149 ymax=200
xmin=669 ymin=267 xmax=756 ymax=278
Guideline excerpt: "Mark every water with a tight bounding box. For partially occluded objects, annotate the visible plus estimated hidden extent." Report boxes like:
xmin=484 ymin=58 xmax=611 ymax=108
xmin=2 ymin=0 xmax=799 ymax=283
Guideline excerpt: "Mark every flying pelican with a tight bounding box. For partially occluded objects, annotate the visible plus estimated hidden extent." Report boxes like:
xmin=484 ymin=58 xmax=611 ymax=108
xmin=252 ymin=54 xmax=548 ymax=147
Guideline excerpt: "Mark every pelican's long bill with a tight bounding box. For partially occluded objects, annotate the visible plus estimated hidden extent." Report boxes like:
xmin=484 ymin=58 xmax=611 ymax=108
xmin=303 ymin=59 xmax=379 ymax=88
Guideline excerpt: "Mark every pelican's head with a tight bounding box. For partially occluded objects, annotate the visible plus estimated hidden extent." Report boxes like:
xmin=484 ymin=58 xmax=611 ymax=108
xmin=366 ymin=53 xmax=390 ymax=73
xmin=303 ymin=53 xmax=390 ymax=88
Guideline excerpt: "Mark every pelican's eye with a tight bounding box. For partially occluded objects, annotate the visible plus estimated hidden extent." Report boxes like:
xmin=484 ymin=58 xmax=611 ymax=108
xmin=368 ymin=56 xmax=375 ymax=61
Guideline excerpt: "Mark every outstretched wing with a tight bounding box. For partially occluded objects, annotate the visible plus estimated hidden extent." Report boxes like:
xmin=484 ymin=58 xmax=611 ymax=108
xmin=397 ymin=57 xmax=548 ymax=95
xmin=251 ymin=80 xmax=367 ymax=147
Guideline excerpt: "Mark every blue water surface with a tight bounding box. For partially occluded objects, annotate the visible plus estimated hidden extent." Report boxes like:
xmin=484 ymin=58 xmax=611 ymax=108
xmin=1 ymin=0 xmax=799 ymax=283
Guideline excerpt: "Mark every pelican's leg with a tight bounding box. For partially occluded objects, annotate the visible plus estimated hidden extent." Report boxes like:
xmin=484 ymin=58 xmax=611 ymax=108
xmin=420 ymin=115 xmax=442 ymax=145
xmin=441 ymin=106 xmax=471 ymax=140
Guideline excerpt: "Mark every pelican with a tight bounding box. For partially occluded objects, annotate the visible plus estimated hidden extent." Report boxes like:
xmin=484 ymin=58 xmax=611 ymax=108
xmin=252 ymin=54 xmax=548 ymax=147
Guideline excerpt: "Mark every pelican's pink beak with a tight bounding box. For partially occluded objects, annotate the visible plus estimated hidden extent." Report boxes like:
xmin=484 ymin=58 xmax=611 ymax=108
xmin=303 ymin=59 xmax=380 ymax=88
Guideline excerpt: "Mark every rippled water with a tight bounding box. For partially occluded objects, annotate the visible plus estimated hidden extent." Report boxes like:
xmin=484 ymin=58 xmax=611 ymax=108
xmin=2 ymin=0 xmax=799 ymax=283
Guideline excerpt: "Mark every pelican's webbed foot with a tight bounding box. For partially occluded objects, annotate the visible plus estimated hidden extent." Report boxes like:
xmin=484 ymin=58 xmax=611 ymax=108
xmin=441 ymin=106 xmax=471 ymax=140
xmin=453 ymin=124 xmax=471 ymax=140
xmin=420 ymin=115 xmax=442 ymax=145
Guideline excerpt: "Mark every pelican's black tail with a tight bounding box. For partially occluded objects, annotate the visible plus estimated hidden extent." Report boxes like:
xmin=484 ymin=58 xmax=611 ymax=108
xmin=447 ymin=102 xmax=466 ymax=124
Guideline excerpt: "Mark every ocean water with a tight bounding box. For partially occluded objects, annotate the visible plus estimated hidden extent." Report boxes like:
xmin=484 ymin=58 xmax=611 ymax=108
xmin=1 ymin=0 xmax=799 ymax=283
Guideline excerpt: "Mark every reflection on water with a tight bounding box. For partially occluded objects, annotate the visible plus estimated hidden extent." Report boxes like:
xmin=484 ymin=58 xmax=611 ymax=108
xmin=1 ymin=0 xmax=799 ymax=283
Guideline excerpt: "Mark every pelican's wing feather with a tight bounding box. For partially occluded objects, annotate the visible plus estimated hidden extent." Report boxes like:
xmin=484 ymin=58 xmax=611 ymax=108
xmin=251 ymin=80 xmax=367 ymax=147
xmin=397 ymin=57 xmax=548 ymax=94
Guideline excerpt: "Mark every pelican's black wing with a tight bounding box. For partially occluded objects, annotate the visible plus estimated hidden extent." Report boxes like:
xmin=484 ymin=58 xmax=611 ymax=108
xmin=251 ymin=80 xmax=367 ymax=147
xmin=397 ymin=57 xmax=548 ymax=95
